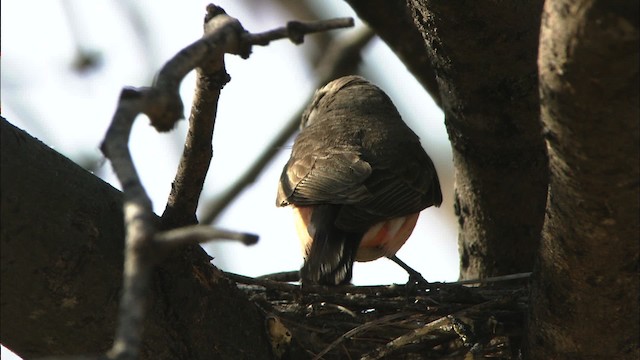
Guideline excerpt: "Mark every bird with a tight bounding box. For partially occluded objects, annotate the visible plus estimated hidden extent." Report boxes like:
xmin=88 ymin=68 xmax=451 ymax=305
xmin=276 ymin=75 xmax=442 ymax=286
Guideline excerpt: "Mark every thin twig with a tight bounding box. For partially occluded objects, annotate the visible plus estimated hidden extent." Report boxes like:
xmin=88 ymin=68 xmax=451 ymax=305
xmin=107 ymin=203 xmax=155 ymax=360
xmin=61 ymin=0 xmax=103 ymax=73
xmin=159 ymin=7 xmax=240 ymax=228
xmin=446 ymin=272 xmax=532 ymax=286
xmin=256 ymin=270 xmax=300 ymax=281
xmin=200 ymin=26 xmax=375 ymax=224
xmin=313 ymin=313 xmax=408 ymax=360
xmin=243 ymin=18 xmax=354 ymax=46
xmin=229 ymin=270 xmax=530 ymax=297
xmin=99 ymin=5 xmax=354 ymax=359
xmin=161 ymin=57 xmax=229 ymax=228
xmin=360 ymin=292 xmax=522 ymax=360
xmin=155 ymin=225 xmax=258 ymax=246
xmin=225 ymin=271 xmax=412 ymax=296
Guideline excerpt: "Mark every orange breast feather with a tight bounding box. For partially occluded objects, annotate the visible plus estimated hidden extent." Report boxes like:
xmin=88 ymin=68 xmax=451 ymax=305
xmin=292 ymin=206 xmax=420 ymax=262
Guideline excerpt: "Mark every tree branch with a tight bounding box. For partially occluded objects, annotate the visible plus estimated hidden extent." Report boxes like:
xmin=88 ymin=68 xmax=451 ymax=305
xmin=98 ymin=5 xmax=354 ymax=359
xmin=529 ymin=0 xmax=639 ymax=358
xmin=162 ymin=10 xmax=353 ymax=228
xmin=154 ymin=225 xmax=259 ymax=246
xmin=345 ymin=0 xmax=442 ymax=108
xmin=406 ymin=0 xmax=548 ymax=279
xmin=243 ymin=17 xmax=354 ymax=46
xmin=200 ymin=26 xmax=375 ymax=224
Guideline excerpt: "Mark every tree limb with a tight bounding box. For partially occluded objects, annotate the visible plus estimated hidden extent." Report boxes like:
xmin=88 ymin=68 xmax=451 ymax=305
xmin=199 ymin=26 xmax=375 ymax=223
xmin=345 ymin=0 xmax=442 ymax=108
xmin=98 ymin=4 xmax=354 ymax=359
xmin=406 ymin=0 xmax=548 ymax=279
xmin=529 ymin=1 xmax=639 ymax=358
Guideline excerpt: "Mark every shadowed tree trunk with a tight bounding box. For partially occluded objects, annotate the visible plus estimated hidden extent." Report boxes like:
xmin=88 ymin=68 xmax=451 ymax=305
xmin=344 ymin=0 xmax=442 ymax=108
xmin=406 ymin=0 xmax=549 ymax=280
xmin=528 ymin=1 xmax=639 ymax=358
xmin=0 ymin=118 xmax=272 ymax=359
xmin=346 ymin=0 xmax=638 ymax=357
xmin=350 ymin=0 xmax=548 ymax=279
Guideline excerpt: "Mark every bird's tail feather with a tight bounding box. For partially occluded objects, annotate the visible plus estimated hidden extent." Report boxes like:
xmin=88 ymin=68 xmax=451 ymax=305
xmin=301 ymin=204 xmax=361 ymax=285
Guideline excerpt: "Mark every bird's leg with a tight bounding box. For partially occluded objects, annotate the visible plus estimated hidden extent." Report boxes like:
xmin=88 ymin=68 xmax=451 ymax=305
xmin=388 ymin=255 xmax=429 ymax=286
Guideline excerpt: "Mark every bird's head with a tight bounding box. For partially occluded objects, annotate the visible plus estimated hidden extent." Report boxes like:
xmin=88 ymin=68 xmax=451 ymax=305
xmin=300 ymin=75 xmax=371 ymax=130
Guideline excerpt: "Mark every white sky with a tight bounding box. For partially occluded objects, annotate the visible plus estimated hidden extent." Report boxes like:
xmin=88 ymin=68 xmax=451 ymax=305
xmin=1 ymin=1 xmax=459 ymax=358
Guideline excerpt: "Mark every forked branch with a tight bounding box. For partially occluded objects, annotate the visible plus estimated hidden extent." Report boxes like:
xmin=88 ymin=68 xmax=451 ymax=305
xmin=99 ymin=4 xmax=353 ymax=360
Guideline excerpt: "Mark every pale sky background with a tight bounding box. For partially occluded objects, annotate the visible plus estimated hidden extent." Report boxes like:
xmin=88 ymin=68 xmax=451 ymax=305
xmin=1 ymin=1 xmax=458 ymax=358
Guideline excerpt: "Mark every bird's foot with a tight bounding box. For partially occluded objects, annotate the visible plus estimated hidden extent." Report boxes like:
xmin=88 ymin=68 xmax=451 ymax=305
xmin=388 ymin=255 xmax=430 ymax=291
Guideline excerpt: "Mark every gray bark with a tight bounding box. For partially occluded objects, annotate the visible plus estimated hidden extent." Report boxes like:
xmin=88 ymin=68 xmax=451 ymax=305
xmin=528 ymin=1 xmax=640 ymax=358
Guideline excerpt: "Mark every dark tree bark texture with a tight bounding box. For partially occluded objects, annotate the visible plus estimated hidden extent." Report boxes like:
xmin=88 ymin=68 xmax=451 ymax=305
xmin=1 ymin=119 xmax=124 ymax=356
xmin=0 ymin=118 xmax=272 ymax=359
xmin=347 ymin=0 xmax=549 ymax=280
xmin=529 ymin=1 xmax=639 ymax=358
xmin=345 ymin=0 xmax=442 ymax=108
xmin=405 ymin=0 xmax=549 ymax=279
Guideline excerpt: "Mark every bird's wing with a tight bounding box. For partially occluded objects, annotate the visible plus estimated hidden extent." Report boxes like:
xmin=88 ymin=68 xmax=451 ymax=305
xmin=278 ymin=140 xmax=442 ymax=232
xmin=335 ymin=143 xmax=443 ymax=231
xmin=277 ymin=146 xmax=373 ymax=207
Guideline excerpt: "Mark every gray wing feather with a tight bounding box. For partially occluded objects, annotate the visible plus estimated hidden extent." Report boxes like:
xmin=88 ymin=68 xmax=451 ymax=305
xmin=277 ymin=148 xmax=372 ymax=206
xmin=276 ymin=75 xmax=442 ymax=232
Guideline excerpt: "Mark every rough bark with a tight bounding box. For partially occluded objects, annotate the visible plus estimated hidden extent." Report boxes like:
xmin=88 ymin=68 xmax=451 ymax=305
xmin=406 ymin=1 xmax=549 ymax=279
xmin=529 ymin=1 xmax=640 ymax=358
xmin=0 ymin=118 xmax=272 ymax=359
xmin=345 ymin=0 xmax=442 ymax=107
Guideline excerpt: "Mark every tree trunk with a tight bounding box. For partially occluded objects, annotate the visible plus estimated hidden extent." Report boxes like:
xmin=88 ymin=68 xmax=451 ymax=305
xmin=345 ymin=0 xmax=442 ymax=107
xmin=528 ymin=1 xmax=640 ymax=358
xmin=0 ymin=118 xmax=272 ymax=359
xmin=404 ymin=0 xmax=549 ymax=279
xmin=348 ymin=1 xmax=549 ymax=280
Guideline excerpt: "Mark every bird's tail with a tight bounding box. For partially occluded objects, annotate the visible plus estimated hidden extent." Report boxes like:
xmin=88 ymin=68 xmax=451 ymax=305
xmin=300 ymin=204 xmax=362 ymax=285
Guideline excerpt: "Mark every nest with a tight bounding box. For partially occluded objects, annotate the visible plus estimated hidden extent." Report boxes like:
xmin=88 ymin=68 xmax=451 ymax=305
xmin=226 ymin=272 xmax=529 ymax=360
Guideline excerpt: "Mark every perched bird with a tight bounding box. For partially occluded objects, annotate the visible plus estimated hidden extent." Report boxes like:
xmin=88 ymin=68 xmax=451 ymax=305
xmin=277 ymin=76 xmax=442 ymax=285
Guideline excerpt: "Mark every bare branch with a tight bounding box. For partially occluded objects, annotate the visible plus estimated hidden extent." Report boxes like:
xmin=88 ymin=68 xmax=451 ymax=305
xmin=447 ymin=272 xmax=531 ymax=285
xmin=243 ymin=18 xmax=354 ymax=46
xmin=163 ymin=11 xmax=355 ymax=228
xmin=256 ymin=270 xmax=300 ymax=282
xmin=225 ymin=270 xmax=528 ymax=297
xmin=312 ymin=313 xmax=408 ymax=360
xmin=107 ymin=201 xmax=156 ymax=360
xmin=345 ymin=0 xmax=442 ymax=107
xmin=99 ymin=5 xmax=353 ymax=359
xmin=155 ymin=225 xmax=258 ymax=246
xmin=200 ymin=26 xmax=375 ymax=224
xmin=225 ymin=271 xmax=394 ymax=295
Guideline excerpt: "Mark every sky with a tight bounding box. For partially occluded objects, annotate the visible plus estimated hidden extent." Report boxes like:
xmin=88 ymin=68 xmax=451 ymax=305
xmin=1 ymin=1 xmax=459 ymax=358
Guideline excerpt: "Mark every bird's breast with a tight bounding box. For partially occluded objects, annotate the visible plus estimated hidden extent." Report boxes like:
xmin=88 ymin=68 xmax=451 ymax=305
xmin=292 ymin=206 xmax=420 ymax=262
